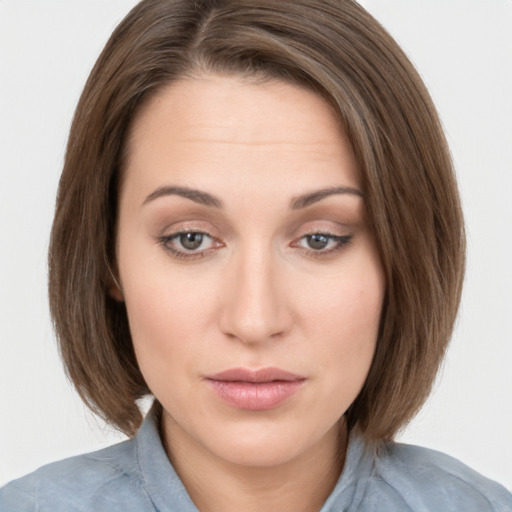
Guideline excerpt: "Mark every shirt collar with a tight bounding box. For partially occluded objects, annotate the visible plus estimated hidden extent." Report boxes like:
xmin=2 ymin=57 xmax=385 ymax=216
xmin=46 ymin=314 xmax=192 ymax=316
xmin=136 ymin=405 xmax=375 ymax=512
xmin=319 ymin=429 xmax=376 ymax=511
xmin=137 ymin=404 xmax=199 ymax=511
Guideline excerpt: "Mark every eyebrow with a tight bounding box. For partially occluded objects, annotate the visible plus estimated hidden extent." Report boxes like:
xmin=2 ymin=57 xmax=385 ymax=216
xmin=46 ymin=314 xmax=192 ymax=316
xmin=142 ymin=184 xmax=363 ymax=209
xmin=290 ymin=186 xmax=363 ymax=209
xmin=143 ymin=186 xmax=224 ymax=208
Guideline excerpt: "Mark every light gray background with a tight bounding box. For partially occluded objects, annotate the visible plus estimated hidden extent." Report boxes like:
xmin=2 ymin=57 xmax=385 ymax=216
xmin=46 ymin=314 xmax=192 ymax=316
xmin=1 ymin=0 xmax=511 ymax=489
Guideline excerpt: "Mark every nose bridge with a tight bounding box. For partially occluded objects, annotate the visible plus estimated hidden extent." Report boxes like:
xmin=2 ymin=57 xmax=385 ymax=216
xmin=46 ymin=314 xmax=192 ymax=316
xmin=219 ymin=240 xmax=290 ymax=344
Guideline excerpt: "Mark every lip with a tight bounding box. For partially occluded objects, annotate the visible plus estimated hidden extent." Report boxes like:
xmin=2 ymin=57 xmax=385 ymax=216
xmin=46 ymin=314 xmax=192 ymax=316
xmin=205 ymin=367 xmax=306 ymax=411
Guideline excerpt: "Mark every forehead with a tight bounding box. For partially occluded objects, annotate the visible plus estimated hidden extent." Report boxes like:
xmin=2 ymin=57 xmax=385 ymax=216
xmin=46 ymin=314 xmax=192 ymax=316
xmin=129 ymin=73 xmax=345 ymax=144
xmin=122 ymin=73 xmax=360 ymax=199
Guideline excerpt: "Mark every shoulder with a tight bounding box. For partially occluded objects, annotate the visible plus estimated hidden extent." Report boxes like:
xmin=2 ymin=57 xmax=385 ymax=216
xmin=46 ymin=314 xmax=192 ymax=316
xmin=0 ymin=438 xmax=153 ymax=512
xmin=365 ymin=441 xmax=512 ymax=511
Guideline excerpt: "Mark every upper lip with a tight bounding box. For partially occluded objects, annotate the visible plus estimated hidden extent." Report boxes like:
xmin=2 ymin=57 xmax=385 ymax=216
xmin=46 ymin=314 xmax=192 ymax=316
xmin=207 ymin=367 xmax=305 ymax=383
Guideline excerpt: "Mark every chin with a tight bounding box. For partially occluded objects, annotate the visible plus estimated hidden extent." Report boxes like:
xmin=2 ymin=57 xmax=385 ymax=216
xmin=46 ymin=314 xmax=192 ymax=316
xmin=201 ymin=414 xmax=342 ymax=469
xmin=210 ymin=433 xmax=312 ymax=468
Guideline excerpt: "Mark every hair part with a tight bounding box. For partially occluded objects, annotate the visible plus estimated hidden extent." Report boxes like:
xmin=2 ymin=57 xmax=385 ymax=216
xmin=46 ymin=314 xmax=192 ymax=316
xmin=49 ymin=0 xmax=465 ymax=439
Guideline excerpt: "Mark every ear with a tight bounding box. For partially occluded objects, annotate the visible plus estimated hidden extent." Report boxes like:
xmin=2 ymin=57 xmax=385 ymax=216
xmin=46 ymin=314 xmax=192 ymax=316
xmin=108 ymin=282 xmax=124 ymax=302
xmin=106 ymin=262 xmax=124 ymax=302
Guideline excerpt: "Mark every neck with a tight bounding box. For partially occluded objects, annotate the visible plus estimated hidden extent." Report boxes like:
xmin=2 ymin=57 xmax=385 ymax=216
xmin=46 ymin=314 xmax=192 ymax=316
xmin=161 ymin=413 xmax=348 ymax=512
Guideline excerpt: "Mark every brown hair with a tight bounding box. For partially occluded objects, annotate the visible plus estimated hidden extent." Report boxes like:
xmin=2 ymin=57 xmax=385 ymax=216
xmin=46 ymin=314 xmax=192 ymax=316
xmin=49 ymin=0 xmax=465 ymax=440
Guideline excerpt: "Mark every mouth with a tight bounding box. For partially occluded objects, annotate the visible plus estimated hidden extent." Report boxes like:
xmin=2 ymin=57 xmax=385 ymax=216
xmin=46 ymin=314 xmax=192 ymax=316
xmin=205 ymin=367 xmax=306 ymax=410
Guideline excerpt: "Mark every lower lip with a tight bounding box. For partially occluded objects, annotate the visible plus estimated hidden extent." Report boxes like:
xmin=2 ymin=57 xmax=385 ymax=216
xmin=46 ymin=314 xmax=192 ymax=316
xmin=206 ymin=379 xmax=305 ymax=410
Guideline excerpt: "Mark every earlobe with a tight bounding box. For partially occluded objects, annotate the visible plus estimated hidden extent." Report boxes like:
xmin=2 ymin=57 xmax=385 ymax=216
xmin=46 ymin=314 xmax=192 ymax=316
xmin=106 ymin=261 xmax=124 ymax=302
xmin=108 ymin=283 xmax=124 ymax=302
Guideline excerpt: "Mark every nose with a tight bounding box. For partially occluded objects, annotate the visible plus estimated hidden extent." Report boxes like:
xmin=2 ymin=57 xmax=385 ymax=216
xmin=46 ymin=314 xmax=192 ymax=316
xmin=218 ymin=246 xmax=293 ymax=345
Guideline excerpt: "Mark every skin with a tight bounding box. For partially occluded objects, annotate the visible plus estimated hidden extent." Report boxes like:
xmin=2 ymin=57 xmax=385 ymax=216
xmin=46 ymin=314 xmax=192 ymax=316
xmin=114 ymin=73 xmax=385 ymax=512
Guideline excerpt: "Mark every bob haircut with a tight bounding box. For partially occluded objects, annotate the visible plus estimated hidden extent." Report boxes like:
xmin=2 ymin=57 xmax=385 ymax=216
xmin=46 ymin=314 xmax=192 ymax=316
xmin=49 ymin=0 xmax=465 ymax=440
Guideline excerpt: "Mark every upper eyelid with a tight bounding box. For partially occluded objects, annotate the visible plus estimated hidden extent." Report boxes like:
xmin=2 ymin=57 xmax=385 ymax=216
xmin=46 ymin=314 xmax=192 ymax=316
xmin=154 ymin=212 xmax=352 ymax=233
xmin=155 ymin=214 xmax=354 ymax=243
xmin=159 ymin=222 xmax=219 ymax=238
xmin=292 ymin=225 xmax=351 ymax=241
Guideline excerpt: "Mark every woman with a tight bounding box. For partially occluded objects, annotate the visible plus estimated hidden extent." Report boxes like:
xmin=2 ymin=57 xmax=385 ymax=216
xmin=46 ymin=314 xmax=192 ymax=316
xmin=1 ymin=0 xmax=510 ymax=510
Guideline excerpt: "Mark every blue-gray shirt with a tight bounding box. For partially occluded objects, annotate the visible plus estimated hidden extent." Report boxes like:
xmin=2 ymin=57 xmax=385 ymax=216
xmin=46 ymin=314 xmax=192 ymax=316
xmin=1 ymin=410 xmax=511 ymax=511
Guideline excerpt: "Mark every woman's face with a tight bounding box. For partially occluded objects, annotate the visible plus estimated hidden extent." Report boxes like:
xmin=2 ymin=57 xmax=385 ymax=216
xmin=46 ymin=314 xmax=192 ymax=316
xmin=116 ymin=74 xmax=385 ymax=468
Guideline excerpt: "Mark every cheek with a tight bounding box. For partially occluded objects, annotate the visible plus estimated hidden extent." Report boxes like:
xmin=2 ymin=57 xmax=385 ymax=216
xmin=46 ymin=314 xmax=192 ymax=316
xmin=296 ymin=254 xmax=384 ymax=387
xmin=299 ymin=259 xmax=384 ymax=345
xmin=118 ymin=226 xmax=214 ymax=336
xmin=123 ymin=286 xmax=205 ymax=403
xmin=124 ymin=274 xmax=214 ymax=354
xmin=117 ymin=243 xmax=219 ymax=391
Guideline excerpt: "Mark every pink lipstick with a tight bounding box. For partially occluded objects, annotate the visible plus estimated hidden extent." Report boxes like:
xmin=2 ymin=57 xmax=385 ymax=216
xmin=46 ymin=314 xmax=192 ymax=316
xmin=205 ymin=367 xmax=305 ymax=410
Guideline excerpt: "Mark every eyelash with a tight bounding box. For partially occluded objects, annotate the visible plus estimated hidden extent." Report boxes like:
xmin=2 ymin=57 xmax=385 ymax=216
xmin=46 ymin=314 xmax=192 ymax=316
xmin=293 ymin=233 xmax=353 ymax=256
xmin=157 ymin=231 xmax=353 ymax=260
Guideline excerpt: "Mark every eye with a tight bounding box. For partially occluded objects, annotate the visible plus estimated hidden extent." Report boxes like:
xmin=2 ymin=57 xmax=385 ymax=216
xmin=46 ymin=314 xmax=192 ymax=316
xmin=295 ymin=233 xmax=352 ymax=254
xmin=304 ymin=234 xmax=331 ymax=250
xmin=177 ymin=232 xmax=208 ymax=251
xmin=159 ymin=231 xmax=217 ymax=257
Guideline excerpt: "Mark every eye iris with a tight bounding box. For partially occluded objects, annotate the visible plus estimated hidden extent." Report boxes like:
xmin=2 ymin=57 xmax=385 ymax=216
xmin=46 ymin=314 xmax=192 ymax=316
xmin=307 ymin=234 xmax=329 ymax=250
xmin=180 ymin=233 xmax=203 ymax=250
